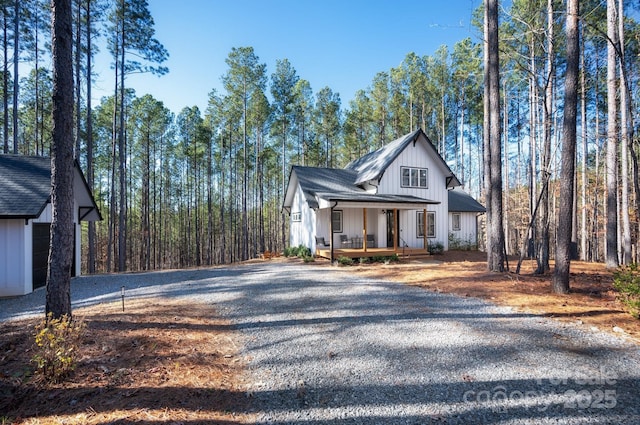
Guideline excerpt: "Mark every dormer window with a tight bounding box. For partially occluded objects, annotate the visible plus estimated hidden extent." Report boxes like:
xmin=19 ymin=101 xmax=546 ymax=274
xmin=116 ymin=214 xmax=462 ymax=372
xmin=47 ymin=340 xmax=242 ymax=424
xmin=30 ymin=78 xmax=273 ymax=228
xmin=401 ymin=166 xmax=428 ymax=188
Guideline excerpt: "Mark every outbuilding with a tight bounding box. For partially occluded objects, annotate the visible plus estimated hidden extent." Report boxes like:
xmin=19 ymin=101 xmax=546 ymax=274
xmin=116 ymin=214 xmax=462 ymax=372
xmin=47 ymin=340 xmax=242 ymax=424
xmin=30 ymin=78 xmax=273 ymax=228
xmin=0 ymin=155 xmax=101 ymax=296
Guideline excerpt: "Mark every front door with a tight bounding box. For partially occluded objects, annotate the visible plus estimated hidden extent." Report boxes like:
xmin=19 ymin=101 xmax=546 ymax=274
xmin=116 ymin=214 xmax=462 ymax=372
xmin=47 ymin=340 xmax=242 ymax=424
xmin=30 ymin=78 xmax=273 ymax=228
xmin=386 ymin=210 xmax=399 ymax=248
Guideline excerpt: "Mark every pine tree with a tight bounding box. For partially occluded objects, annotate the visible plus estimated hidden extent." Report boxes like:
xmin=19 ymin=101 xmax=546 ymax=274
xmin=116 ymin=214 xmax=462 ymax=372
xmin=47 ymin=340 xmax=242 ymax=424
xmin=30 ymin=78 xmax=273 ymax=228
xmin=46 ymin=0 xmax=74 ymax=319
xmin=553 ymin=0 xmax=579 ymax=294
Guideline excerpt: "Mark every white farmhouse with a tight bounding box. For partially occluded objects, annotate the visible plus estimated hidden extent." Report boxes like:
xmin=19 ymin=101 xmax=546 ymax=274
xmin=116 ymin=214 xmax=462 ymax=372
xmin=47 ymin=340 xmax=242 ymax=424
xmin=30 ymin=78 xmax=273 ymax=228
xmin=0 ymin=155 xmax=101 ymax=296
xmin=283 ymin=129 xmax=485 ymax=260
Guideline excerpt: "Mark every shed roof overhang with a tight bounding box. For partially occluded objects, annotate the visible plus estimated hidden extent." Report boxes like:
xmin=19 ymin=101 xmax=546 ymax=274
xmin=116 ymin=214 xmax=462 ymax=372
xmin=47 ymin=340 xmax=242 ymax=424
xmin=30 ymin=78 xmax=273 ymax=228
xmin=315 ymin=192 xmax=439 ymax=210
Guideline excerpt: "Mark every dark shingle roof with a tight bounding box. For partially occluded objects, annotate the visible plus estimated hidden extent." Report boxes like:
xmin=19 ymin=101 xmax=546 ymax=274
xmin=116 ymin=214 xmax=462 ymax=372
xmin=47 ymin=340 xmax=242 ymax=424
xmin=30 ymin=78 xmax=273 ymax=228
xmin=448 ymin=190 xmax=486 ymax=213
xmin=345 ymin=129 xmax=422 ymax=184
xmin=345 ymin=128 xmax=460 ymax=187
xmin=291 ymin=166 xmax=363 ymax=208
xmin=291 ymin=165 xmax=438 ymax=208
xmin=0 ymin=154 xmax=101 ymax=221
xmin=0 ymin=155 xmax=52 ymax=218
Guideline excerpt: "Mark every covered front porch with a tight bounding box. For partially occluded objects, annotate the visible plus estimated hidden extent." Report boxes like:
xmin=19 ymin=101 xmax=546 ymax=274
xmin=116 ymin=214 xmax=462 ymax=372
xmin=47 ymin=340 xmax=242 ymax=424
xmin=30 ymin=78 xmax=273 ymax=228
xmin=314 ymin=195 xmax=438 ymax=261
xmin=315 ymin=246 xmax=429 ymax=259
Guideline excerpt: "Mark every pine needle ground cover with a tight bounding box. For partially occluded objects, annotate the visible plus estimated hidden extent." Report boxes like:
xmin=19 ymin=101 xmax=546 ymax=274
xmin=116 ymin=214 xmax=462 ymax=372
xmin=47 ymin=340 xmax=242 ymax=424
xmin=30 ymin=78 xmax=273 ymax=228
xmin=350 ymin=250 xmax=640 ymax=342
xmin=0 ymin=299 xmax=253 ymax=424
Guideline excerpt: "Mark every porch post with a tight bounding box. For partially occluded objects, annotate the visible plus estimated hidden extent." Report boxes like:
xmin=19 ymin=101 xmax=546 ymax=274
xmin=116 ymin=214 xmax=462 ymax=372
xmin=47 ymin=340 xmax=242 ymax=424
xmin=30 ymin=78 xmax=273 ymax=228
xmin=423 ymin=208 xmax=427 ymax=250
xmin=393 ymin=208 xmax=398 ymax=252
xmin=329 ymin=206 xmax=334 ymax=263
xmin=363 ymin=208 xmax=368 ymax=252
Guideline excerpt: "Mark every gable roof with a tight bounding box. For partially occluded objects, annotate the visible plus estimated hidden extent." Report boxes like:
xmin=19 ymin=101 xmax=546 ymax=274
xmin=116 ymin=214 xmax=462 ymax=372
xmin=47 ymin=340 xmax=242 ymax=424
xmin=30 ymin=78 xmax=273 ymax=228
xmin=0 ymin=154 xmax=101 ymax=221
xmin=345 ymin=128 xmax=460 ymax=188
xmin=286 ymin=165 xmax=438 ymax=209
xmin=448 ymin=189 xmax=486 ymax=213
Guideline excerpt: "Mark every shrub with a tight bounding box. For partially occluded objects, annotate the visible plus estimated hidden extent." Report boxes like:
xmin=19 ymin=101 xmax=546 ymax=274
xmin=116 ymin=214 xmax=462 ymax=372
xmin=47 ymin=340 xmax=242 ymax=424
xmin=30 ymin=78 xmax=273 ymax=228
xmin=303 ymin=254 xmax=315 ymax=263
xmin=296 ymin=245 xmax=311 ymax=259
xmin=613 ymin=264 xmax=640 ymax=319
xmin=358 ymin=257 xmax=371 ymax=264
xmin=31 ymin=314 xmax=86 ymax=383
xmin=385 ymin=254 xmax=399 ymax=263
xmin=337 ymin=256 xmax=353 ymax=266
xmin=284 ymin=245 xmax=312 ymax=259
xmin=428 ymin=241 xmax=444 ymax=255
xmin=448 ymin=232 xmax=478 ymax=251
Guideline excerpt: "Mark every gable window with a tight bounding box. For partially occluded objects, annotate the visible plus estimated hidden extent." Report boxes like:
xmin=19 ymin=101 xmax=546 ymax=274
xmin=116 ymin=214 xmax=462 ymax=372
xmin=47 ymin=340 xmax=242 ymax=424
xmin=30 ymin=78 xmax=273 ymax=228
xmin=331 ymin=210 xmax=343 ymax=233
xmin=452 ymin=213 xmax=461 ymax=231
xmin=417 ymin=211 xmax=436 ymax=238
xmin=291 ymin=212 xmax=301 ymax=222
xmin=401 ymin=167 xmax=428 ymax=188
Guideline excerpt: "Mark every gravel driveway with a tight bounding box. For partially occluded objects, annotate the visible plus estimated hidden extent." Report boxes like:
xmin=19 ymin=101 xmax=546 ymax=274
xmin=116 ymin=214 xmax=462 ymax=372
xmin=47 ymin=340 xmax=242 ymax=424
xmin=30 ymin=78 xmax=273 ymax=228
xmin=2 ymin=261 xmax=639 ymax=424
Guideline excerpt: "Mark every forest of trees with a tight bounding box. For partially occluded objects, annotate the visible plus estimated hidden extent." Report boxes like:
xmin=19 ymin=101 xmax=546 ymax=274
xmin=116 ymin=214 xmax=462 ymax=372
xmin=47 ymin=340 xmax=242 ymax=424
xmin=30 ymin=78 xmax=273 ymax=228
xmin=2 ymin=0 xmax=640 ymax=274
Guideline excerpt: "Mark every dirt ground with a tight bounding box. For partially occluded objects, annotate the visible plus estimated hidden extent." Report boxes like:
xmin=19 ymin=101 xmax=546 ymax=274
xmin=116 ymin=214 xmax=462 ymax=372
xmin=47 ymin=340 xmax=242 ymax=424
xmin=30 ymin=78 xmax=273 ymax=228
xmin=0 ymin=251 xmax=637 ymax=424
xmin=349 ymin=250 xmax=640 ymax=342
xmin=0 ymin=299 xmax=254 ymax=424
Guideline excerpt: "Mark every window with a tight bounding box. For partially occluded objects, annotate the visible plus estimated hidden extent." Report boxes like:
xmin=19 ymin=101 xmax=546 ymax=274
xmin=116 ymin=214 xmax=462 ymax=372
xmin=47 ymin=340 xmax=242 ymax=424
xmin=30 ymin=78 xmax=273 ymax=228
xmin=417 ymin=211 xmax=436 ymax=238
xmin=452 ymin=213 xmax=461 ymax=231
xmin=291 ymin=212 xmax=301 ymax=222
xmin=401 ymin=167 xmax=428 ymax=188
xmin=331 ymin=210 xmax=343 ymax=233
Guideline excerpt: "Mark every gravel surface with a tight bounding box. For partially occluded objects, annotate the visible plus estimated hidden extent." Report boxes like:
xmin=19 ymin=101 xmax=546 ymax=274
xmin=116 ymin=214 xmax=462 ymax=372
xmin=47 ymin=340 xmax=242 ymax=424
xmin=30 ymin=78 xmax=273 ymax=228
xmin=2 ymin=261 xmax=639 ymax=424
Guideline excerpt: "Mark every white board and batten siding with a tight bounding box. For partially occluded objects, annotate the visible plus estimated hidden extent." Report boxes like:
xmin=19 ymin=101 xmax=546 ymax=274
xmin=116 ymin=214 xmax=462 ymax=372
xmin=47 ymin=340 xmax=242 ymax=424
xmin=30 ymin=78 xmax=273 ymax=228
xmin=0 ymin=201 xmax=83 ymax=297
xmin=0 ymin=219 xmax=30 ymax=296
xmin=449 ymin=212 xmax=479 ymax=246
xmin=376 ymin=138 xmax=450 ymax=250
xmin=289 ymin=184 xmax=317 ymax=250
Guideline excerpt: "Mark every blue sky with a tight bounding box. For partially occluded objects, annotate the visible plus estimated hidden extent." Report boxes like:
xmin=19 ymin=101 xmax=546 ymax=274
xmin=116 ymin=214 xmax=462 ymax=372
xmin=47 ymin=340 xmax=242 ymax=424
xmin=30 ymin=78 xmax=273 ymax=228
xmin=92 ymin=0 xmax=483 ymax=115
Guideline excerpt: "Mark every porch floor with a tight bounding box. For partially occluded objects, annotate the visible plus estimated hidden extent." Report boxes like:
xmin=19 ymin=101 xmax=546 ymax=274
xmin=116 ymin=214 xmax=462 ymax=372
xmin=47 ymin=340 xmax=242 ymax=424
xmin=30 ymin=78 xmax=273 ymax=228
xmin=315 ymin=247 xmax=429 ymax=259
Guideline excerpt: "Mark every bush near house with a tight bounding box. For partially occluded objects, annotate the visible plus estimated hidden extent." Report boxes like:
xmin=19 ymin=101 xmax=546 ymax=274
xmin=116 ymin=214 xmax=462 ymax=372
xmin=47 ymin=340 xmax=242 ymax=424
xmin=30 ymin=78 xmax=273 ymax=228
xmin=448 ymin=232 xmax=478 ymax=251
xmin=284 ymin=245 xmax=313 ymax=261
xmin=427 ymin=241 xmax=444 ymax=255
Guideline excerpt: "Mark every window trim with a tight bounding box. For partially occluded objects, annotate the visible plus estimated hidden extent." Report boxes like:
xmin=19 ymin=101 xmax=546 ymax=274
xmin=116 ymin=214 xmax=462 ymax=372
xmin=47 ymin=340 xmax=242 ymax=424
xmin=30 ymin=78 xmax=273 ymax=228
xmin=417 ymin=211 xmax=436 ymax=238
xmin=401 ymin=166 xmax=429 ymax=188
xmin=331 ymin=210 xmax=343 ymax=233
xmin=452 ymin=212 xmax=461 ymax=231
xmin=291 ymin=212 xmax=301 ymax=222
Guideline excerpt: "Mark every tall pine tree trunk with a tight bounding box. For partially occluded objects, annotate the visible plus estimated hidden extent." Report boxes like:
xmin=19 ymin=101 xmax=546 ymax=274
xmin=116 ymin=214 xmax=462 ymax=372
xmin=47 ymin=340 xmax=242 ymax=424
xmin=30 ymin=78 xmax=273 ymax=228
xmin=2 ymin=7 xmax=8 ymax=153
xmin=553 ymin=0 xmax=579 ymax=293
xmin=605 ymin=0 xmax=619 ymax=268
xmin=86 ymin=0 xmax=96 ymax=274
xmin=118 ymin=0 xmax=127 ymax=272
xmin=74 ymin=0 xmax=81 ymax=158
xmin=580 ymin=36 xmax=587 ymax=261
xmin=12 ymin=0 xmax=18 ymax=153
xmin=46 ymin=0 xmax=75 ymax=319
xmin=537 ymin=0 xmax=554 ymax=274
xmin=485 ymin=0 xmax=505 ymax=272
xmin=618 ymin=0 xmax=631 ymax=265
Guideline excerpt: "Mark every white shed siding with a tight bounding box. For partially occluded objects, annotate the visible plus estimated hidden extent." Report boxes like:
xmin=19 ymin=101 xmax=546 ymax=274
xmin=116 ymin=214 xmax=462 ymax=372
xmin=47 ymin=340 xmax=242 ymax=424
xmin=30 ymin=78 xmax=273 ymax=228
xmin=0 ymin=219 xmax=30 ymax=296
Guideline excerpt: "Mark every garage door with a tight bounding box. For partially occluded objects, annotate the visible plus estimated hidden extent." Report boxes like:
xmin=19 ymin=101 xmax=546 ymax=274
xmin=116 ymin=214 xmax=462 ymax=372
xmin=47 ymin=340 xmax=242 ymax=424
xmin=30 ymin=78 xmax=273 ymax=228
xmin=32 ymin=223 xmax=50 ymax=290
